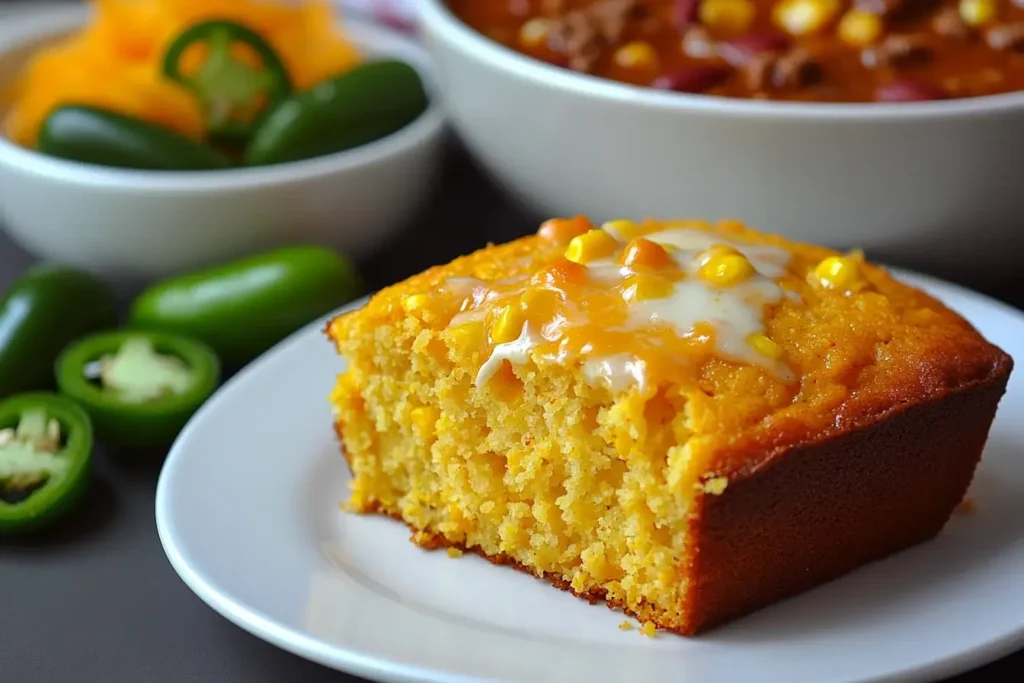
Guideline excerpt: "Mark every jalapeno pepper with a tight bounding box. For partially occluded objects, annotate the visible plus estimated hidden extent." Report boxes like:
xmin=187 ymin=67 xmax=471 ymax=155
xmin=56 ymin=330 xmax=220 ymax=449
xmin=128 ymin=245 xmax=361 ymax=368
xmin=246 ymin=60 xmax=428 ymax=166
xmin=0 ymin=264 xmax=118 ymax=401
xmin=38 ymin=106 xmax=233 ymax=171
xmin=163 ymin=19 xmax=293 ymax=143
xmin=0 ymin=392 xmax=93 ymax=535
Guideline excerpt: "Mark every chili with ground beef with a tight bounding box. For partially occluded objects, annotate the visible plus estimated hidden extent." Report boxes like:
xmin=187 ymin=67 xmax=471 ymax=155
xmin=448 ymin=0 xmax=1024 ymax=102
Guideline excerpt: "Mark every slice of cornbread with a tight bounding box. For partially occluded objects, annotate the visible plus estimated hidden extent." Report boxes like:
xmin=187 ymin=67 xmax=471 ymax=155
xmin=325 ymin=217 xmax=1012 ymax=635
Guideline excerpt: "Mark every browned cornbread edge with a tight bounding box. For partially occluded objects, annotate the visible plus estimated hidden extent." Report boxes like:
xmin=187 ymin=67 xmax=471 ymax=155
xmin=680 ymin=351 xmax=1012 ymax=634
xmin=332 ymin=354 xmax=1013 ymax=636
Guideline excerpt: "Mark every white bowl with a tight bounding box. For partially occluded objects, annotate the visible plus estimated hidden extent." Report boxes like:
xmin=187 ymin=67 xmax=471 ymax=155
xmin=420 ymin=0 xmax=1024 ymax=280
xmin=0 ymin=4 xmax=446 ymax=283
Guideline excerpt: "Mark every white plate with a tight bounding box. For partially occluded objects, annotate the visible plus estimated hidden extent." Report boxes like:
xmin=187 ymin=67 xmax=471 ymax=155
xmin=156 ymin=269 xmax=1024 ymax=683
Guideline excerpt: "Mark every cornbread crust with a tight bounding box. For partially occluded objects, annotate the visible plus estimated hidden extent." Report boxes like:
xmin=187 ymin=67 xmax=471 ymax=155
xmin=680 ymin=357 xmax=1010 ymax=634
xmin=334 ymin=356 xmax=1010 ymax=634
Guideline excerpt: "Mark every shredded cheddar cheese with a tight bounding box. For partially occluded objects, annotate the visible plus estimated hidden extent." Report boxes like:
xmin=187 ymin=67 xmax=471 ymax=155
xmin=3 ymin=0 xmax=361 ymax=147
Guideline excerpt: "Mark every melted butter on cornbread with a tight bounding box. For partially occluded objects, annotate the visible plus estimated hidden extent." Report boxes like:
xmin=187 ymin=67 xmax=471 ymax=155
xmin=446 ymin=219 xmax=802 ymax=390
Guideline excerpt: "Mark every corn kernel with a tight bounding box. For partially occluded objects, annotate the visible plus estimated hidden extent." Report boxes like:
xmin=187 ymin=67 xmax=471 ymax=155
xmin=448 ymin=322 xmax=484 ymax=351
xmin=491 ymin=304 xmax=526 ymax=344
xmin=519 ymin=18 xmax=554 ymax=47
xmin=748 ymin=333 xmax=783 ymax=360
xmin=774 ymin=0 xmax=840 ymax=36
xmin=699 ymin=0 xmax=757 ymax=34
xmin=959 ymin=0 xmax=997 ymax=26
xmin=565 ymin=229 xmax=618 ymax=264
xmin=814 ymin=256 xmax=861 ymax=290
xmin=401 ymin=293 xmax=431 ymax=317
xmin=538 ymin=216 xmax=592 ymax=244
xmin=620 ymin=237 xmax=675 ymax=270
xmin=614 ymin=41 xmax=658 ymax=69
xmin=532 ymin=257 xmax=589 ymax=287
xmin=697 ymin=253 xmax=755 ymax=287
xmin=837 ymin=10 xmax=882 ymax=46
xmin=602 ymin=219 xmax=642 ymax=241
xmin=410 ymin=406 xmax=439 ymax=434
xmin=621 ymin=274 xmax=674 ymax=302
xmin=520 ymin=288 xmax=560 ymax=322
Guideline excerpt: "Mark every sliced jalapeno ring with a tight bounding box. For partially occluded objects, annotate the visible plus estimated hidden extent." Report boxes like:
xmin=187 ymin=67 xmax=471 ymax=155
xmin=163 ymin=19 xmax=293 ymax=142
xmin=56 ymin=330 xmax=221 ymax=450
xmin=0 ymin=392 xmax=93 ymax=535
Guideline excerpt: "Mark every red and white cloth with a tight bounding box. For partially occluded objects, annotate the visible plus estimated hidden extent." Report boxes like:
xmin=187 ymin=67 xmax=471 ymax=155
xmin=336 ymin=0 xmax=419 ymax=33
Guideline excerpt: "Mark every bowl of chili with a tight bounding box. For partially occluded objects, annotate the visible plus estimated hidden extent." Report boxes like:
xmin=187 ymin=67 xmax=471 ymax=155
xmin=0 ymin=3 xmax=446 ymax=283
xmin=420 ymin=0 xmax=1024 ymax=281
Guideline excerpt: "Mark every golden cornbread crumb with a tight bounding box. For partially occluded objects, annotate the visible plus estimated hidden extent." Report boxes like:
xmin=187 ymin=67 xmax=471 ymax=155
xmin=326 ymin=216 xmax=1012 ymax=636
xmin=618 ymin=620 xmax=634 ymax=630
xmin=446 ymin=547 xmax=464 ymax=558
xmin=640 ymin=622 xmax=657 ymax=637
xmin=702 ymin=477 xmax=729 ymax=495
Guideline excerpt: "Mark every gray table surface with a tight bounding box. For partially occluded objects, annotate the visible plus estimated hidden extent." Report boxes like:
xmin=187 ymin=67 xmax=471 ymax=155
xmin=5 ymin=145 xmax=1024 ymax=683
xmin=3 ymin=4 xmax=1024 ymax=682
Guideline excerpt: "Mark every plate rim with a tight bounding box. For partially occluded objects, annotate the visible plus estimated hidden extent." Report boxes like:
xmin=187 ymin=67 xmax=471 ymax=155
xmin=155 ymin=268 xmax=1024 ymax=683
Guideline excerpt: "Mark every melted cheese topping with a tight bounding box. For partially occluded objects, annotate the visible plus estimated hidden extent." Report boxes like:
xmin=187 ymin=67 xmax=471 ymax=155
xmin=474 ymin=323 xmax=541 ymax=387
xmin=436 ymin=220 xmax=805 ymax=392
xmin=588 ymin=228 xmax=792 ymax=380
xmin=582 ymin=353 xmax=649 ymax=393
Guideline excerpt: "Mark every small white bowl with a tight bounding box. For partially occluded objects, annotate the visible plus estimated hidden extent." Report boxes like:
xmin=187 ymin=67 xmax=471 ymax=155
xmin=0 ymin=4 xmax=446 ymax=283
xmin=420 ymin=0 xmax=1024 ymax=280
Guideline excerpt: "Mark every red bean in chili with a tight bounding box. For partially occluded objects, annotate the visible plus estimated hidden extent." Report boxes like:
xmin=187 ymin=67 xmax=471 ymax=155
xmin=652 ymin=65 xmax=732 ymax=93
xmin=674 ymin=0 xmax=701 ymax=29
xmin=876 ymin=80 xmax=947 ymax=102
